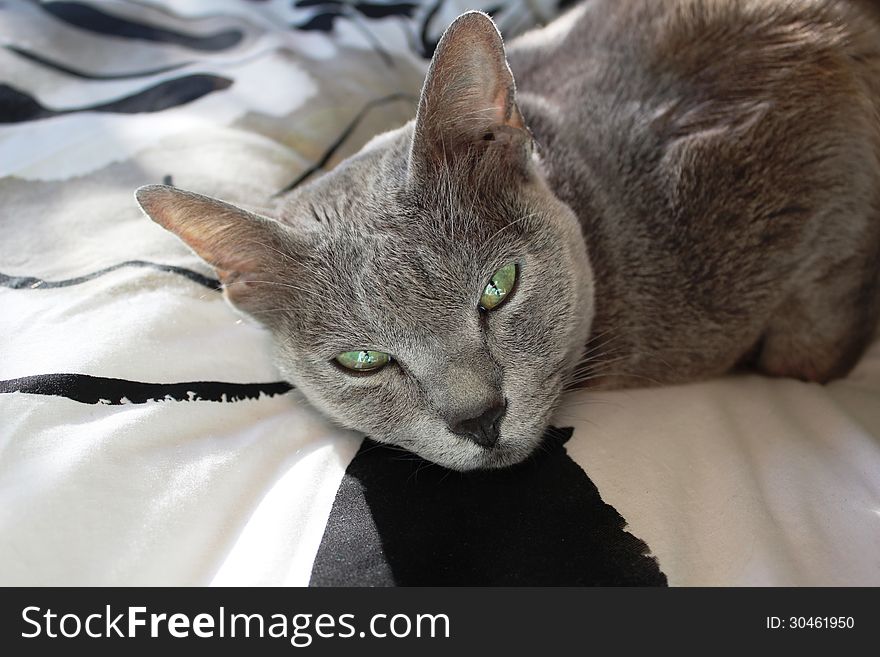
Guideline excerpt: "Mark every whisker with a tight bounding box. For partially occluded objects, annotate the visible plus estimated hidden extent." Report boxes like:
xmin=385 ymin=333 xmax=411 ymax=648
xmin=483 ymin=212 xmax=536 ymax=249
xmin=226 ymin=279 xmax=321 ymax=300
xmin=245 ymin=239 xmax=299 ymax=267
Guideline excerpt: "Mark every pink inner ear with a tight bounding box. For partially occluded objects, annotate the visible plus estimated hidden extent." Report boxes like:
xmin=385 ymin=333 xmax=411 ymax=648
xmin=492 ymin=87 xmax=524 ymax=129
xmin=185 ymin=226 xmax=251 ymax=275
xmin=492 ymin=89 xmax=509 ymax=123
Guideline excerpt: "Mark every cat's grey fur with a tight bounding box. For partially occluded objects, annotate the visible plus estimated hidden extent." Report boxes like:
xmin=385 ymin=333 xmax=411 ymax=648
xmin=137 ymin=0 xmax=880 ymax=470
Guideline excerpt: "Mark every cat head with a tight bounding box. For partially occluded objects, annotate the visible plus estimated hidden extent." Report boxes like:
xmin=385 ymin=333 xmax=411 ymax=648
xmin=136 ymin=12 xmax=594 ymax=470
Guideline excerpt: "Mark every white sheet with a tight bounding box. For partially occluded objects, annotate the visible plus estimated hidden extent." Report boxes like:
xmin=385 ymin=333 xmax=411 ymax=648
xmin=563 ymin=338 xmax=880 ymax=585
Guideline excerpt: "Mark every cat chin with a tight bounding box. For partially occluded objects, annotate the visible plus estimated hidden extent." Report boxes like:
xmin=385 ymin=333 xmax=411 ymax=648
xmin=470 ymin=445 xmax=537 ymax=471
xmin=415 ymin=442 xmax=535 ymax=472
xmin=409 ymin=421 xmax=549 ymax=471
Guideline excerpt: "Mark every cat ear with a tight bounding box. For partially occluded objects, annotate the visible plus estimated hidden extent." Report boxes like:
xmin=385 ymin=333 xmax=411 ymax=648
xmin=408 ymin=11 xmax=531 ymax=181
xmin=135 ymin=185 xmax=291 ymax=310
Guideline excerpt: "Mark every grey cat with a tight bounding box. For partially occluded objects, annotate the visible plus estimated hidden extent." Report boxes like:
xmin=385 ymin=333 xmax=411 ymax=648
xmin=136 ymin=0 xmax=880 ymax=471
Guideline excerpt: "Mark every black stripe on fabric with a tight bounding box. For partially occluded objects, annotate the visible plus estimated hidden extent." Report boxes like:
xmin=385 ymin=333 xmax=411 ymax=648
xmin=294 ymin=0 xmax=418 ymax=19
xmin=352 ymin=2 xmax=418 ymax=19
xmin=41 ymin=2 xmax=243 ymax=51
xmin=275 ymin=93 xmax=416 ymax=195
xmin=0 ymin=261 xmax=220 ymax=291
xmin=292 ymin=2 xmax=418 ymax=31
xmin=0 ymin=75 xmax=232 ymax=124
xmin=4 ymin=45 xmax=190 ymax=81
xmin=293 ymin=8 xmax=345 ymax=32
xmin=0 ymin=373 xmax=293 ymax=405
xmin=309 ymin=427 xmax=667 ymax=586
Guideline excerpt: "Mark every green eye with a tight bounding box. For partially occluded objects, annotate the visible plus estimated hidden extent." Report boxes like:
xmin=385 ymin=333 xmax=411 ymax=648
xmin=335 ymin=350 xmax=391 ymax=373
xmin=479 ymin=263 xmax=518 ymax=311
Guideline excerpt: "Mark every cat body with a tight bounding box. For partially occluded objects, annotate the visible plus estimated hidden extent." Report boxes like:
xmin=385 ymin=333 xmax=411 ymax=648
xmin=509 ymin=0 xmax=880 ymax=387
xmin=137 ymin=0 xmax=880 ymax=470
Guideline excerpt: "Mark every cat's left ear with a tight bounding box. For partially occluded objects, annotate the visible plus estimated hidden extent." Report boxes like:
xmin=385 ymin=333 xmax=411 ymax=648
xmin=408 ymin=11 xmax=531 ymax=181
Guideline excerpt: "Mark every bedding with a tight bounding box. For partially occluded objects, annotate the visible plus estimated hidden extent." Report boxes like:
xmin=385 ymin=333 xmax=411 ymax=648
xmin=1 ymin=0 xmax=879 ymax=587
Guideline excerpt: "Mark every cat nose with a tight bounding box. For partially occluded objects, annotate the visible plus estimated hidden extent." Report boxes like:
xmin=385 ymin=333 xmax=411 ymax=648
xmin=448 ymin=400 xmax=507 ymax=448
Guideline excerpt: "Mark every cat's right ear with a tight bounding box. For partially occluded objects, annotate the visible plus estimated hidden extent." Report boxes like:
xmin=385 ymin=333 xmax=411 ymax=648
xmin=135 ymin=185 xmax=292 ymax=311
xmin=407 ymin=11 xmax=532 ymax=182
